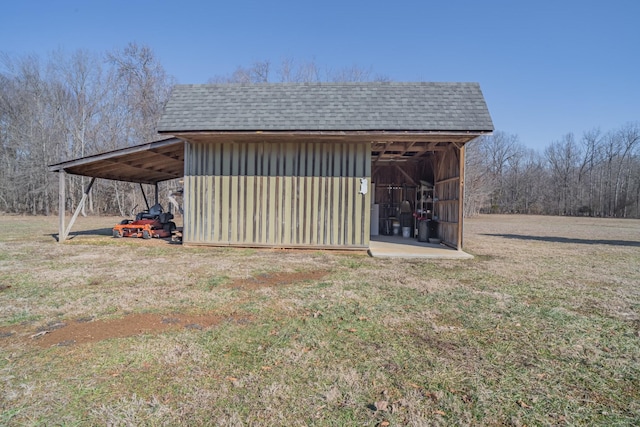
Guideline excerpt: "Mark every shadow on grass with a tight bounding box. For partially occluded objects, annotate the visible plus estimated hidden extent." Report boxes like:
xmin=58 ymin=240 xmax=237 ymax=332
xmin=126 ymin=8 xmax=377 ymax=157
xmin=50 ymin=227 xmax=113 ymax=241
xmin=483 ymin=233 xmax=640 ymax=248
xmin=68 ymin=227 xmax=113 ymax=238
xmin=50 ymin=228 xmax=181 ymax=245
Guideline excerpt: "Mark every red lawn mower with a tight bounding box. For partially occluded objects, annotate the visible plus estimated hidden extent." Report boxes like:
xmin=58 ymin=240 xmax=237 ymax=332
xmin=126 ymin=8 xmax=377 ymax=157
xmin=112 ymin=203 xmax=176 ymax=239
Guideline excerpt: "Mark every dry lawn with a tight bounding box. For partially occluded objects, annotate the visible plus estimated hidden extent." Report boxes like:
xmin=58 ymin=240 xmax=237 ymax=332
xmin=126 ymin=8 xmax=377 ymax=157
xmin=0 ymin=214 xmax=638 ymax=426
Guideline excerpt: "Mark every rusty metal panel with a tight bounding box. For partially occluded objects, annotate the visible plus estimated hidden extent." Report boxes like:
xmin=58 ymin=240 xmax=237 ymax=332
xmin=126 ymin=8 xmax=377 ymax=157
xmin=184 ymin=140 xmax=371 ymax=248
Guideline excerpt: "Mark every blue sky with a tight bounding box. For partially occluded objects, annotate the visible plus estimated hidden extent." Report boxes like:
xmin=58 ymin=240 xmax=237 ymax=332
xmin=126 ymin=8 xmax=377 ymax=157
xmin=1 ymin=0 xmax=638 ymax=150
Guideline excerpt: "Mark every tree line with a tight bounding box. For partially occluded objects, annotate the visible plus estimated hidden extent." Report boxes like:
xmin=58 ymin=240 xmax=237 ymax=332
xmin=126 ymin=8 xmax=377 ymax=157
xmin=0 ymin=47 xmax=387 ymax=217
xmin=464 ymin=126 xmax=640 ymax=218
xmin=1 ymin=45 xmax=638 ymax=218
xmin=0 ymin=43 xmax=173 ymax=216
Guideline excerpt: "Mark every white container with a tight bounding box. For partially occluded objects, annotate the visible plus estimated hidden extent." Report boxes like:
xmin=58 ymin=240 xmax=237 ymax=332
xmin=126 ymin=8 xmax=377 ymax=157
xmin=371 ymin=204 xmax=379 ymax=236
xmin=392 ymin=221 xmax=400 ymax=235
xmin=402 ymin=227 xmax=411 ymax=238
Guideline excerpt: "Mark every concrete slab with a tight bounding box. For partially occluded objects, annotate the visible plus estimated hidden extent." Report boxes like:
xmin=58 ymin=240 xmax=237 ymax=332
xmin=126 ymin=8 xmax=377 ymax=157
xmin=368 ymin=235 xmax=474 ymax=259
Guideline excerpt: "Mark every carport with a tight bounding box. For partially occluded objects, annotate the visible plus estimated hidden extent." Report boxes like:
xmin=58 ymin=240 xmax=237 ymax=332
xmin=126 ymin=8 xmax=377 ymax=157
xmin=49 ymin=137 xmax=184 ymax=242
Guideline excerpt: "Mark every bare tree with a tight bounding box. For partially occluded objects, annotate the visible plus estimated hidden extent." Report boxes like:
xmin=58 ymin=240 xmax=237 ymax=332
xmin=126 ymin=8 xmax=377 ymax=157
xmin=209 ymin=60 xmax=272 ymax=84
xmin=545 ymin=133 xmax=582 ymax=215
xmin=103 ymin=43 xmax=176 ymax=215
xmin=0 ymin=44 xmax=175 ymax=216
xmin=519 ymin=149 xmax=546 ymax=214
xmin=107 ymin=42 xmax=174 ymax=144
xmin=210 ymin=57 xmax=383 ymax=84
xmin=49 ymin=49 xmax=109 ymax=215
xmin=464 ymin=135 xmax=494 ymax=216
xmin=613 ymin=122 xmax=640 ymax=216
xmin=481 ymin=131 xmax=523 ymax=212
xmin=578 ymin=128 xmax=602 ymax=215
xmin=330 ymin=64 xmax=373 ymax=82
xmin=275 ymin=57 xmax=323 ymax=83
xmin=0 ymin=54 xmax=62 ymax=214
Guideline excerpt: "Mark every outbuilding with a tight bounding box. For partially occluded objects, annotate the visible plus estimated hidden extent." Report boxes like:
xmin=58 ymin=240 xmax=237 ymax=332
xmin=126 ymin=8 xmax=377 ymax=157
xmin=51 ymin=82 xmax=493 ymax=252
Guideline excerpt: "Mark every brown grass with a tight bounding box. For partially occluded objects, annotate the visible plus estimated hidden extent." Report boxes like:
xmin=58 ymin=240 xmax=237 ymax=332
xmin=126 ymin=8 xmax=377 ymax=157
xmin=0 ymin=214 xmax=638 ymax=425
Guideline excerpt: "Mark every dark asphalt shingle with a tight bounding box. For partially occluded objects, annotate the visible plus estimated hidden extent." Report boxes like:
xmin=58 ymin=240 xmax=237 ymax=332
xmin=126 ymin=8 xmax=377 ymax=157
xmin=157 ymin=82 xmax=493 ymax=132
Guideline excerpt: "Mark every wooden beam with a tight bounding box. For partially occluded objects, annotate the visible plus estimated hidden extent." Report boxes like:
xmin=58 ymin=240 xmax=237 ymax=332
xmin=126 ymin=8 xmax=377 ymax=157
xmin=171 ymin=130 xmax=490 ymax=145
xmin=58 ymin=171 xmax=65 ymax=243
xmin=70 ymin=156 xmax=182 ymax=180
xmin=373 ymin=142 xmax=392 ymax=165
xmin=393 ymin=164 xmax=417 ymax=186
xmin=139 ymin=183 xmax=150 ymax=210
xmin=64 ymin=177 xmax=96 ymax=240
xmin=406 ymin=141 xmax=417 ymax=151
xmin=435 ymin=176 xmax=460 ymax=185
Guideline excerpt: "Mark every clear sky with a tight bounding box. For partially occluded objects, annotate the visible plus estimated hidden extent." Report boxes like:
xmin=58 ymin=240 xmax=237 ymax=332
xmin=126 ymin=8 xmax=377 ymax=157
xmin=1 ymin=0 xmax=638 ymax=150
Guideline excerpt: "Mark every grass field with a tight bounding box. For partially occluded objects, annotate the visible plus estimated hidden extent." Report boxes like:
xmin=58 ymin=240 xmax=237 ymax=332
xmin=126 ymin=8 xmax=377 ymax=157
xmin=0 ymin=214 xmax=638 ymax=426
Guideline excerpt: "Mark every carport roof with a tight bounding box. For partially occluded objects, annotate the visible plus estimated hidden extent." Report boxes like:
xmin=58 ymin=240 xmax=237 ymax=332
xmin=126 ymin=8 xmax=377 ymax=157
xmin=48 ymin=138 xmax=184 ymax=185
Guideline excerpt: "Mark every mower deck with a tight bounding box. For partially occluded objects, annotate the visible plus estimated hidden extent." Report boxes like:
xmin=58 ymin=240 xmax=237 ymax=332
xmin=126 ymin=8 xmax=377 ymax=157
xmin=112 ymin=204 xmax=176 ymax=239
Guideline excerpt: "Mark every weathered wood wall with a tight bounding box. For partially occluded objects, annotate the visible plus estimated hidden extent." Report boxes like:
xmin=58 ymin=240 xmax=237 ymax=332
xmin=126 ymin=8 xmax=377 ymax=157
xmin=184 ymin=140 xmax=371 ymax=248
xmin=434 ymin=145 xmax=463 ymax=248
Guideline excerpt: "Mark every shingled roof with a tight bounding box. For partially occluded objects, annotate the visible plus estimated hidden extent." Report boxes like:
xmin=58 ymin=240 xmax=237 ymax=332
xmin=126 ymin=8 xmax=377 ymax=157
xmin=157 ymin=82 xmax=493 ymax=133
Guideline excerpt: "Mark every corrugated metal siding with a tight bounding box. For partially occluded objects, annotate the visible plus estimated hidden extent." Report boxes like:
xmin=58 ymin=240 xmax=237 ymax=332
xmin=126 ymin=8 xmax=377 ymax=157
xmin=184 ymin=141 xmax=371 ymax=248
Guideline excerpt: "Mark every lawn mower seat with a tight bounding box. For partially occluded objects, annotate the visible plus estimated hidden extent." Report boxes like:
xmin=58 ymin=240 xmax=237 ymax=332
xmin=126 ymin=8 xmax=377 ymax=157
xmin=137 ymin=203 xmax=163 ymax=220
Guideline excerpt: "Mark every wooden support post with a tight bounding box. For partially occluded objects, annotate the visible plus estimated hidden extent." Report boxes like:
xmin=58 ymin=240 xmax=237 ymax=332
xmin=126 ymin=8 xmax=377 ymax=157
xmin=58 ymin=171 xmax=66 ymax=242
xmin=458 ymin=144 xmax=466 ymax=250
xmin=64 ymin=177 xmax=96 ymax=240
xmin=154 ymin=183 xmax=159 ymax=206
xmin=139 ymin=183 xmax=150 ymax=210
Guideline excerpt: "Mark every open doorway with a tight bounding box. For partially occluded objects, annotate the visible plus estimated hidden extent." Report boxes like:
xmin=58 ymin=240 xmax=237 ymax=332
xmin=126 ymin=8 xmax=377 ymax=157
xmin=371 ymin=155 xmax=440 ymax=245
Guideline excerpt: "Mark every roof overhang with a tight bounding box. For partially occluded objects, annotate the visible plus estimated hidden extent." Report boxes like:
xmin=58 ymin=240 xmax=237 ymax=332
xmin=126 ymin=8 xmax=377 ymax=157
xmin=163 ymin=130 xmax=491 ymax=163
xmin=48 ymin=130 xmax=491 ymax=185
xmin=48 ymin=138 xmax=184 ymax=185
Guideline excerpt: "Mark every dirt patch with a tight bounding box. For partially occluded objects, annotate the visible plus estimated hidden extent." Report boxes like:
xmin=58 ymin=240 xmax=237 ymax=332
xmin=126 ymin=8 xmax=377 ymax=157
xmin=229 ymin=270 xmax=330 ymax=291
xmin=22 ymin=312 xmax=252 ymax=348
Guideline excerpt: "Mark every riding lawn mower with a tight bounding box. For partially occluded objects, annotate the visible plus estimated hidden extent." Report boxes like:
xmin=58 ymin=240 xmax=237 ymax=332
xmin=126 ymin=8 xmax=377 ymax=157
xmin=112 ymin=203 xmax=176 ymax=239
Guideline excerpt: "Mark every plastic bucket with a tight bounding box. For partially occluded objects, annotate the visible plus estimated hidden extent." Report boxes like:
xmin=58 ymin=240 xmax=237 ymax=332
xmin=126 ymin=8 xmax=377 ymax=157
xmin=392 ymin=221 xmax=400 ymax=235
xmin=402 ymin=227 xmax=411 ymax=238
